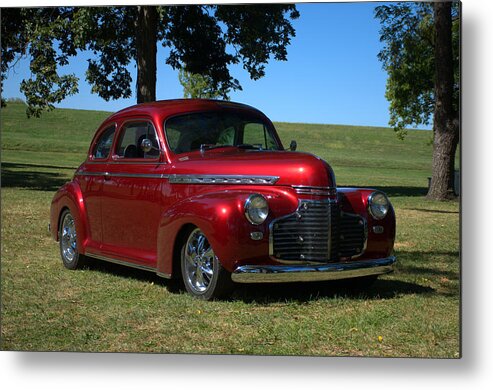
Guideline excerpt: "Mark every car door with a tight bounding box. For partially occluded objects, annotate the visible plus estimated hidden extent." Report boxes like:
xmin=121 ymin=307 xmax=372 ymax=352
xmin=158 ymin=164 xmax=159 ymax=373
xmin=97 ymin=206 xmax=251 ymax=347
xmin=77 ymin=123 xmax=116 ymax=252
xmin=100 ymin=118 xmax=166 ymax=267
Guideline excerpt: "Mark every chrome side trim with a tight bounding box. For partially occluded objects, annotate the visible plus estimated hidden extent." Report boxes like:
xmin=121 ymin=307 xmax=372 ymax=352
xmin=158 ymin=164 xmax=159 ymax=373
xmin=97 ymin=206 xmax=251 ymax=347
xmin=76 ymin=171 xmax=278 ymax=184
xmin=157 ymin=272 xmax=172 ymax=279
xmin=169 ymin=174 xmax=279 ymax=185
xmin=231 ymin=256 xmax=396 ymax=283
xmin=108 ymin=172 xmax=169 ymax=179
xmin=86 ymin=161 xmax=168 ymax=165
xmin=76 ymin=171 xmax=170 ymax=179
xmin=76 ymin=171 xmax=108 ymax=177
xmin=85 ymin=252 xmax=156 ymax=273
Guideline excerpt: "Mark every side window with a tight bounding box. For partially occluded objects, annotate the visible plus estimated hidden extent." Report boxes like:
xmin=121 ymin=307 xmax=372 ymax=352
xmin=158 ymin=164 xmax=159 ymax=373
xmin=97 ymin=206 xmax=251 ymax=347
xmin=92 ymin=125 xmax=116 ymax=159
xmin=243 ymin=123 xmax=277 ymax=150
xmin=116 ymin=121 xmax=159 ymax=159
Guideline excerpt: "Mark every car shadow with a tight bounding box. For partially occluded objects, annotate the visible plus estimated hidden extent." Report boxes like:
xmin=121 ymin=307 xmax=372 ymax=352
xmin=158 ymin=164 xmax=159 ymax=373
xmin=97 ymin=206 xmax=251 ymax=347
xmin=374 ymin=186 xmax=428 ymax=197
xmin=338 ymin=185 xmax=428 ymax=198
xmin=1 ymin=162 xmax=71 ymax=191
xmin=2 ymin=161 xmax=78 ymax=170
xmin=81 ymin=257 xmax=166 ymax=285
xmin=81 ymin=255 xmax=439 ymax=304
xmin=405 ymin=208 xmax=459 ymax=214
xmin=230 ymin=278 xmax=435 ymax=304
xmin=231 ymin=248 xmax=459 ymax=303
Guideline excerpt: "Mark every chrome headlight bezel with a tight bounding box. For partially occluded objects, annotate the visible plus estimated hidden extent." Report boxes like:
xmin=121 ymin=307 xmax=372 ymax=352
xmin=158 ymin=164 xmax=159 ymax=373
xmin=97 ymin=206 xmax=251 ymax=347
xmin=244 ymin=194 xmax=269 ymax=225
xmin=368 ymin=191 xmax=390 ymax=220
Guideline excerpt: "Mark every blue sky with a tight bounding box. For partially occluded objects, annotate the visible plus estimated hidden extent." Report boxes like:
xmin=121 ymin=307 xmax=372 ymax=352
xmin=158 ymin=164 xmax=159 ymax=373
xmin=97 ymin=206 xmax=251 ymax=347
xmin=3 ymin=2 xmax=410 ymax=128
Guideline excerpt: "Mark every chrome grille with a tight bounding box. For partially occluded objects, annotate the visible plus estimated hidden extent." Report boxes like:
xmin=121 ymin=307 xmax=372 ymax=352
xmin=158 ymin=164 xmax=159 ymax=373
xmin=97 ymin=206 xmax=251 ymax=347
xmin=337 ymin=213 xmax=367 ymax=258
xmin=271 ymin=201 xmax=334 ymax=262
xmin=271 ymin=201 xmax=366 ymax=263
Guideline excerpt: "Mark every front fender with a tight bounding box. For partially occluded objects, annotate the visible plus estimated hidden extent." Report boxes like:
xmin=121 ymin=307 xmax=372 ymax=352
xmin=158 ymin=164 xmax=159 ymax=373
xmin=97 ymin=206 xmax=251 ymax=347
xmin=50 ymin=180 xmax=89 ymax=254
xmin=337 ymin=187 xmax=396 ymax=259
xmin=156 ymin=187 xmax=298 ymax=276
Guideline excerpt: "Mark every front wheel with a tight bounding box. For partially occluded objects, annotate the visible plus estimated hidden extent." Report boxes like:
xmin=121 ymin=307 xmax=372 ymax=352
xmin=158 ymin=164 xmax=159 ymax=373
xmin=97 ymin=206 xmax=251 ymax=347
xmin=180 ymin=227 xmax=233 ymax=300
xmin=59 ymin=209 xmax=85 ymax=270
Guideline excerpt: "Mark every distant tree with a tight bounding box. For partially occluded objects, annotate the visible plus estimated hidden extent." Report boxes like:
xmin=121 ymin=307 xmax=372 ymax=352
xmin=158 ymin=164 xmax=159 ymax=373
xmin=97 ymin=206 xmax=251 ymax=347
xmin=375 ymin=2 xmax=460 ymax=200
xmin=1 ymin=5 xmax=299 ymax=117
xmin=178 ymin=69 xmax=230 ymax=100
xmin=5 ymin=97 xmax=26 ymax=104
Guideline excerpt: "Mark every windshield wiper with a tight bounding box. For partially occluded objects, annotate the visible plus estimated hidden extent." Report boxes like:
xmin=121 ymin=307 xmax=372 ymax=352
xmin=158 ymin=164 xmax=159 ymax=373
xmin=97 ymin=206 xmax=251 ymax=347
xmin=199 ymin=144 xmax=232 ymax=152
xmin=199 ymin=143 xmax=266 ymax=152
xmin=236 ymin=143 xmax=263 ymax=150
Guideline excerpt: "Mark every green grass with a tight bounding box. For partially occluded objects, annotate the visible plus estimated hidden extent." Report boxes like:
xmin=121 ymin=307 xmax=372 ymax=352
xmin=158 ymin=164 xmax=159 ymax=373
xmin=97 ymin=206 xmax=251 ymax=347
xmin=1 ymin=102 xmax=459 ymax=357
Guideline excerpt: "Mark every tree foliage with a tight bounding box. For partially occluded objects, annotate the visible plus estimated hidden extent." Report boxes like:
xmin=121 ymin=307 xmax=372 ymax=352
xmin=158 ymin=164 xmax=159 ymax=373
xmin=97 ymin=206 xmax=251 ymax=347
xmin=375 ymin=2 xmax=459 ymax=139
xmin=178 ymin=69 xmax=230 ymax=100
xmin=1 ymin=5 xmax=299 ymax=117
xmin=375 ymin=2 xmax=460 ymax=200
xmin=1 ymin=8 xmax=80 ymax=116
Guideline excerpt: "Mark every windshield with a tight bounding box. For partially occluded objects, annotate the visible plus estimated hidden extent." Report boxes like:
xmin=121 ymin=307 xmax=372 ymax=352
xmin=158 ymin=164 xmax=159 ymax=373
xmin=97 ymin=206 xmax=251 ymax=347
xmin=165 ymin=111 xmax=281 ymax=154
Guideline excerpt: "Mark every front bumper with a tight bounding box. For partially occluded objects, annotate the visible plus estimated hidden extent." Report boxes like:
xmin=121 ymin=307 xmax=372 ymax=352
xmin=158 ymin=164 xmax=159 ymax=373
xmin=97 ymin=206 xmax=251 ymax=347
xmin=231 ymin=256 xmax=396 ymax=283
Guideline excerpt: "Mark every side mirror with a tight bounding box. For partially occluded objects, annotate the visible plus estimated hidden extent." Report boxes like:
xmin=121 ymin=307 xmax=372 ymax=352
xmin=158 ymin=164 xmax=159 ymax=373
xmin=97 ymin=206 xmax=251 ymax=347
xmin=140 ymin=138 xmax=153 ymax=153
xmin=289 ymin=140 xmax=297 ymax=151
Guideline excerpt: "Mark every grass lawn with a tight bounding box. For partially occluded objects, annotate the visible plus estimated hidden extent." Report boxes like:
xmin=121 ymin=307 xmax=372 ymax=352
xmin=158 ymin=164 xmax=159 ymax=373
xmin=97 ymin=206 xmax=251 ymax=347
xmin=0 ymin=102 xmax=460 ymax=357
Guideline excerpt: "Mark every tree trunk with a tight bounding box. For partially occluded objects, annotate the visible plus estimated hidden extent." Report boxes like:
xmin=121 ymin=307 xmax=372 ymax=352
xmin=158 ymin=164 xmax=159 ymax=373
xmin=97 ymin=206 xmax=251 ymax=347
xmin=136 ymin=6 xmax=157 ymax=103
xmin=447 ymin=121 xmax=459 ymax=191
xmin=427 ymin=2 xmax=457 ymax=201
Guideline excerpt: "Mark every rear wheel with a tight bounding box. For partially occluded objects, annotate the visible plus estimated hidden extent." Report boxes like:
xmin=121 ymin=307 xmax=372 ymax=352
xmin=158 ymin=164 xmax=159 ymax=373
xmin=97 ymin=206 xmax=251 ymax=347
xmin=59 ymin=209 xmax=85 ymax=270
xmin=180 ymin=227 xmax=233 ymax=300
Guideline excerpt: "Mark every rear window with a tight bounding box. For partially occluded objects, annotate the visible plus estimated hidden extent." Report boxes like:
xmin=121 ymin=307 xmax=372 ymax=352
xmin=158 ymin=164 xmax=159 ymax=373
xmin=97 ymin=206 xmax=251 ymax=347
xmin=92 ymin=125 xmax=116 ymax=159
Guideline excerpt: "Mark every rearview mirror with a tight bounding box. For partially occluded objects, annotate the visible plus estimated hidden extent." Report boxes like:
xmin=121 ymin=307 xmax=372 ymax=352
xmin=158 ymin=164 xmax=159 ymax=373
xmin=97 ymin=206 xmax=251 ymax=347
xmin=140 ymin=138 xmax=154 ymax=153
xmin=289 ymin=140 xmax=297 ymax=151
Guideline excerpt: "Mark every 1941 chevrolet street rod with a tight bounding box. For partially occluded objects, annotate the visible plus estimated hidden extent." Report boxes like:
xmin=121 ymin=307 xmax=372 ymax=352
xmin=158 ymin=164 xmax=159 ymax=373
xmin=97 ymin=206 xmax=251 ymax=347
xmin=50 ymin=99 xmax=396 ymax=300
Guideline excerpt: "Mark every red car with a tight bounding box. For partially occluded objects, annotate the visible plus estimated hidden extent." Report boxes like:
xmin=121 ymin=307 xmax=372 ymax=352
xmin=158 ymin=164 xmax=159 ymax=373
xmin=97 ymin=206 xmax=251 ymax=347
xmin=50 ymin=99 xmax=396 ymax=300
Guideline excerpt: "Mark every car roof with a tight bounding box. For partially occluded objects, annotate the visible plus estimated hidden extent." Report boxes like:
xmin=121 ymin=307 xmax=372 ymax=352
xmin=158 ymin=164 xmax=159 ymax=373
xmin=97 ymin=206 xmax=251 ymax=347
xmin=105 ymin=99 xmax=262 ymax=123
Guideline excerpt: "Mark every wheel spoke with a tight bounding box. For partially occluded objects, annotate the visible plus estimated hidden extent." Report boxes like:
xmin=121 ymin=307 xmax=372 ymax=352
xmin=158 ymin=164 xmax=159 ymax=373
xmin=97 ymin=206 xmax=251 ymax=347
xmin=202 ymin=247 xmax=214 ymax=260
xmin=200 ymin=264 xmax=213 ymax=277
xmin=202 ymin=270 xmax=212 ymax=284
xmin=185 ymin=253 xmax=196 ymax=267
xmin=197 ymin=235 xmax=205 ymax=254
xmin=187 ymin=242 xmax=196 ymax=256
xmin=195 ymin=267 xmax=205 ymax=287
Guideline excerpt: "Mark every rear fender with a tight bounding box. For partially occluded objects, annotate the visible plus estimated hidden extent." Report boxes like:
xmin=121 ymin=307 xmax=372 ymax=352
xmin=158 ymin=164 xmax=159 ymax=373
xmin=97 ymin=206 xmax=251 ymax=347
xmin=50 ymin=181 xmax=89 ymax=254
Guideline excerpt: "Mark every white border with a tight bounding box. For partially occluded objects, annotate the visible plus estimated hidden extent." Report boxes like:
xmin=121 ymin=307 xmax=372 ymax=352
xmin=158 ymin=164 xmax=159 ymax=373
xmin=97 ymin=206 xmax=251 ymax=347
xmin=2 ymin=0 xmax=492 ymax=389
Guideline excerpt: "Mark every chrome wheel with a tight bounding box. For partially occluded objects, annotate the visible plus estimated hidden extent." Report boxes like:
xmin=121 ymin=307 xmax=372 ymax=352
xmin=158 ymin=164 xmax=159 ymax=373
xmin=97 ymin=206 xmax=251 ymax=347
xmin=183 ymin=228 xmax=216 ymax=293
xmin=61 ymin=212 xmax=77 ymax=263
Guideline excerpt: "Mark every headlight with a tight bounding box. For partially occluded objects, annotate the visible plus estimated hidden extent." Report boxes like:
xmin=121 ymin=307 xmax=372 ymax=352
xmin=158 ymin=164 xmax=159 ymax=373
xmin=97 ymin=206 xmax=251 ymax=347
xmin=244 ymin=194 xmax=269 ymax=225
xmin=368 ymin=191 xmax=390 ymax=220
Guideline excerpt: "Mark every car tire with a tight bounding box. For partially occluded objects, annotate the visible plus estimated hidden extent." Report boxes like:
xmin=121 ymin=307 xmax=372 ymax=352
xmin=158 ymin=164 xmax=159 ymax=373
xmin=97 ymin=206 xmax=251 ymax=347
xmin=59 ymin=209 xmax=85 ymax=270
xmin=180 ymin=227 xmax=233 ymax=300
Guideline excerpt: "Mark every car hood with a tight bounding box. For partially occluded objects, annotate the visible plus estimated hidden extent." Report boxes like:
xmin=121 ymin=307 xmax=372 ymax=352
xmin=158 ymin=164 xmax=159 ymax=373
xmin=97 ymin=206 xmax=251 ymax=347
xmin=171 ymin=149 xmax=336 ymax=188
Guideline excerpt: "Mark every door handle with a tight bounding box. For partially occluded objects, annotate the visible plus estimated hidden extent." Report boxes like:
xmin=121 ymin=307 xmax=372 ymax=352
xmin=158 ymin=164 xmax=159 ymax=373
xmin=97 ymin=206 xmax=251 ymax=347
xmin=103 ymin=172 xmax=110 ymax=181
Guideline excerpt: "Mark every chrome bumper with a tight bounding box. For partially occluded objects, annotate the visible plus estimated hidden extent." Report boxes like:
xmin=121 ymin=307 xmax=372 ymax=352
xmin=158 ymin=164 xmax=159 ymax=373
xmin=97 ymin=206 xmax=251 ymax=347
xmin=231 ymin=256 xmax=396 ymax=284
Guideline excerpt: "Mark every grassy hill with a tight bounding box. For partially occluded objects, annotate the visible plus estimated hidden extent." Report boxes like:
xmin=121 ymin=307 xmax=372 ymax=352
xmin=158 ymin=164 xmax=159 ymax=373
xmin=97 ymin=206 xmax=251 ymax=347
xmin=0 ymin=102 xmax=459 ymax=357
xmin=1 ymin=101 xmax=451 ymax=190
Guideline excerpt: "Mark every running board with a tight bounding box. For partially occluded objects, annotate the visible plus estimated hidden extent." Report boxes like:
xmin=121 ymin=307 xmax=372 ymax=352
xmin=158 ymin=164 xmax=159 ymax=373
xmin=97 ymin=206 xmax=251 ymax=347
xmin=85 ymin=252 xmax=171 ymax=279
